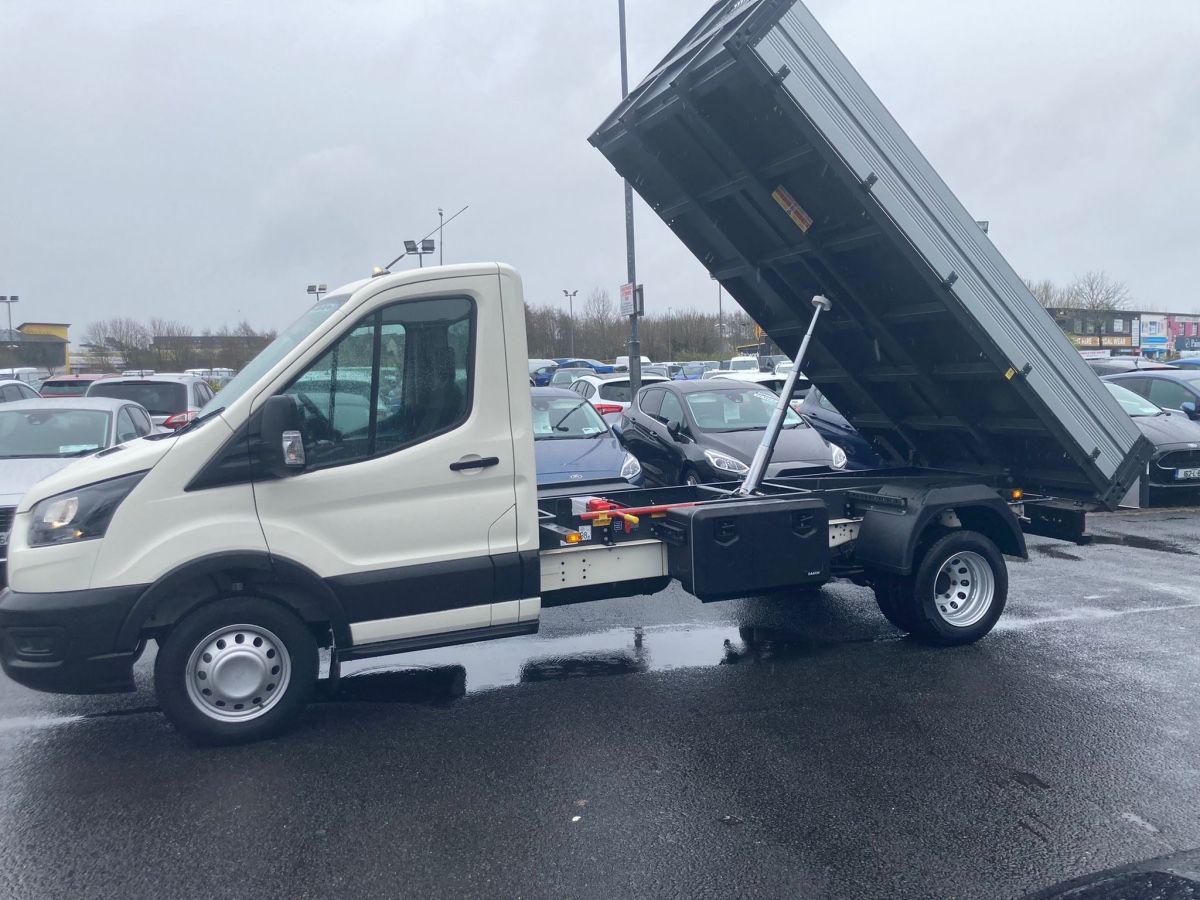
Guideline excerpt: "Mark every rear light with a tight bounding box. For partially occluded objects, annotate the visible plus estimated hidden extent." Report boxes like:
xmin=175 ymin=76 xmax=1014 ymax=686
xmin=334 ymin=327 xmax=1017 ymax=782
xmin=163 ymin=411 xmax=196 ymax=430
xmin=593 ymin=402 xmax=623 ymax=416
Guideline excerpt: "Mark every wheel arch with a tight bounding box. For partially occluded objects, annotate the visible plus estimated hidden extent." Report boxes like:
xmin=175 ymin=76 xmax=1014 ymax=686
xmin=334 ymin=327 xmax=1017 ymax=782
xmin=856 ymin=483 xmax=1026 ymax=576
xmin=116 ymin=552 xmax=351 ymax=651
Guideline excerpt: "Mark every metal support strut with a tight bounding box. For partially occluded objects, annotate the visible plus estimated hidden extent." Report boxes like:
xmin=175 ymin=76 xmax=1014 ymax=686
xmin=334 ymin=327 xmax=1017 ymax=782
xmin=733 ymin=295 xmax=832 ymax=496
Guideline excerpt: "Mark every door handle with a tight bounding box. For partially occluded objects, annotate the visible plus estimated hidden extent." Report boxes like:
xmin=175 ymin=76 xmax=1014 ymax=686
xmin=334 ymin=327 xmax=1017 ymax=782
xmin=449 ymin=456 xmax=500 ymax=472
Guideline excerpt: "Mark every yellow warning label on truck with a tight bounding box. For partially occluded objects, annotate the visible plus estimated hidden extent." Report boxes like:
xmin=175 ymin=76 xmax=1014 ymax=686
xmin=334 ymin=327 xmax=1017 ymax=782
xmin=772 ymin=185 xmax=813 ymax=232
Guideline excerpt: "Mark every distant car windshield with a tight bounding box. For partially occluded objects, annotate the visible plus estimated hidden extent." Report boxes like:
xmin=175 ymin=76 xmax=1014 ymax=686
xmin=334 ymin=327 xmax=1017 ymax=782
xmin=679 ymin=363 xmax=706 ymax=378
xmin=0 ymin=408 xmax=111 ymax=458
xmin=729 ymin=358 xmax=758 ymax=371
xmin=550 ymin=368 xmax=590 ymax=386
xmin=685 ymin=389 xmax=803 ymax=432
xmin=531 ymin=397 xmax=607 ymax=440
xmin=90 ymin=381 xmax=187 ymax=416
xmin=39 ymin=381 xmax=91 ymax=397
xmin=198 ymin=293 xmax=351 ymax=415
xmin=1105 ymin=382 xmax=1163 ymax=417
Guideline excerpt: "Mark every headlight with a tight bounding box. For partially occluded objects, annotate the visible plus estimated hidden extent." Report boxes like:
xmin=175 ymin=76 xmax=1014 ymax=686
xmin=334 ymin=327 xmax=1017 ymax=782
xmin=620 ymin=452 xmax=642 ymax=481
xmin=830 ymin=443 xmax=848 ymax=470
xmin=28 ymin=472 xmax=146 ymax=547
xmin=703 ymin=449 xmax=749 ymax=475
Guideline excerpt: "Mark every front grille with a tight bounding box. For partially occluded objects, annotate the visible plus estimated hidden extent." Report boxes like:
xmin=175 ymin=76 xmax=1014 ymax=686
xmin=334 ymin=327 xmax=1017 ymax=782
xmin=1157 ymin=449 xmax=1200 ymax=471
xmin=0 ymin=506 xmax=14 ymax=562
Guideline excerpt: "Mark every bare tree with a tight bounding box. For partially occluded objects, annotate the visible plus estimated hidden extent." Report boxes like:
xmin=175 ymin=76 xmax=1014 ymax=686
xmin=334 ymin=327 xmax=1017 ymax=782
xmin=1063 ymin=271 xmax=1132 ymax=311
xmin=1023 ymin=278 xmax=1061 ymax=308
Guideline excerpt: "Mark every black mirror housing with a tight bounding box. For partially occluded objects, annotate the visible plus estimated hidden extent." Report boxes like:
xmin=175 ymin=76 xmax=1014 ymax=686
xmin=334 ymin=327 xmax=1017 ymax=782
xmin=1182 ymin=401 xmax=1199 ymax=421
xmin=667 ymin=420 xmax=683 ymax=440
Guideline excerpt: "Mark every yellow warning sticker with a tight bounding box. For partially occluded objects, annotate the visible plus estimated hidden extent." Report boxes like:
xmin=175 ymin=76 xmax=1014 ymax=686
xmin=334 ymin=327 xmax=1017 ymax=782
xmin=772 ymin=185 xmax=813 ymax=232
xmin=1004 ymin=367 xmax=1017 ymax=380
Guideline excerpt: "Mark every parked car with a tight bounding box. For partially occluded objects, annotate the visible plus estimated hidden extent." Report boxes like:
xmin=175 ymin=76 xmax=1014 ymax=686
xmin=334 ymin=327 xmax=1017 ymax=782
xmin=548 ymin=367 xmax=593 ymax=388
xmin=553 ymin=358 xmax=615 ymax=375
xmin=0 ymin=398 xmax=157 ymax=585
xmin=86 ymin=373 xmax=216 ymax=428
xmin=643 ymin=364 xmax=672 ymax=378
xmin=797 ymin=388 xmax=885 ymax=470
xmin=38 ymin=373 xmax=113 ymax=398
xmin=759 ymin=354 xmax=790 ymax=372
xmin=720 ymin=356 xmax=760 ymax=372
xmin=0 ymin=379 xmax=42 ymax=404
xmin=673 ymin=362 xmax=708 ymax=381
xmin=1103 ymin=370 xmax=1200 ymax=419
xmin=530 ymin=388 xmax=642 ymax=487
xmin=528 ymin=359 xmax=558 ymax=386
xmin=708 ymin=370 xmax=812 ymax=397
xmin=1086 ymin=357 xmax=1176 ymax=376
xmin=1104 ymin=382 xmax=1200 ymax=502
xmin=568 ymin=373 xmax=670 ymax=415
xmin=620 ymin=380 xmax=845 ymax=486
xmin=1173 ymin=358 xmax=1200 ymax=369
xmin=614 ymin=355 xmax=651 ymax=372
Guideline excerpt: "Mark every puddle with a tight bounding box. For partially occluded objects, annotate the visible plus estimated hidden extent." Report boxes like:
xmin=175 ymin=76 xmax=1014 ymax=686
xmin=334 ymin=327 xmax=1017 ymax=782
xmin=1032 ymin=544 xmax=1083 ymax=562
xmin=1087 ymin=533 xmax=1195 ymax=556
xmin=328 ymin=623 xmax=837 ymax=706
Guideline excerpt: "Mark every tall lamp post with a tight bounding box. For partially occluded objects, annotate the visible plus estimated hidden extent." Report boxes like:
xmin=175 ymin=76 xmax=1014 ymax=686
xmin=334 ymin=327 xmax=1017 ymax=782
xmin=306 ymin=284 xmax=327 ymax=302
xmin=438 ymin=208 xmax=444 ymax=266
xmin=403 ymin=238 xmax=436 ymax=267
xmin=618 ymin=0 xmax=641 ymax=393
xmin=562 ymin=290 xmax=578 ymax=357
xmin=667 ymin=306 xmax=673 ymax=360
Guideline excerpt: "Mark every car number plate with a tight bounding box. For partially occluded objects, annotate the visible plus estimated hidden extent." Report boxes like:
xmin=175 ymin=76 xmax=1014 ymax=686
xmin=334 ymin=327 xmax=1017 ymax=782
xmin=1175 ymin=467 xmax=1200 ymax=481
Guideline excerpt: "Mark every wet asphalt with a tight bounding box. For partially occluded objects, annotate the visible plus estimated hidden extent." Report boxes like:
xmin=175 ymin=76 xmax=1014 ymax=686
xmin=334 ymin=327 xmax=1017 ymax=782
xmin=1 ymin=508 xmax=1199 ymax=899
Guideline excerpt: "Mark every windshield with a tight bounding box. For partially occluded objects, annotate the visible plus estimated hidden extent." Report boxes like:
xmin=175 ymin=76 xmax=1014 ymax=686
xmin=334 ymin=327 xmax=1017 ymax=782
xmin=198 ymin=294 xmax=351 ymax=415
xmin=531 ymin=397 xmax=607 ymax=440
xmin=90 ymin=381 xmax=187 ymax=416
xmin=0 ymin=408 xmax=111 ymax=458
xmin=729 ymin=358 xmax=758 ymax=371
xmin=1105 ymin=382 xmax=1162 ymax=417
xmin=680 ymin=364 xmax=706 ymax=377
xmin=685 ymin=389 xmax=803 ymax=432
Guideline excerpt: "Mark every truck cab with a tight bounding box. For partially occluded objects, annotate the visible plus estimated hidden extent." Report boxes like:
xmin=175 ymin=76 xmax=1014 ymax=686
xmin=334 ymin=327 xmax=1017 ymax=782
xmin=0 ymin=264 xmax=542 ymax=742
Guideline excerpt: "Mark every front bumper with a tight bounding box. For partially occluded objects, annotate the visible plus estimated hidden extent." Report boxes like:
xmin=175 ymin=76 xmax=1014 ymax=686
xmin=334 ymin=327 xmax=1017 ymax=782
xmin=0 ymin=584 xmax=146 ymax=694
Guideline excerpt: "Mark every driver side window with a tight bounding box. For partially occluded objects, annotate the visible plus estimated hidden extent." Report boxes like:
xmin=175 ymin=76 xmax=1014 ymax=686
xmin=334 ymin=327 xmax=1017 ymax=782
xmin=282 ymin=296 xmax=475 ymax=471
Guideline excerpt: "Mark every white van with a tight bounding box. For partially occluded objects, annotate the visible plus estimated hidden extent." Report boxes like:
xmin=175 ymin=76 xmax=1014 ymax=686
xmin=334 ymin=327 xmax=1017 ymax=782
xmin=613 ymin=355 xmax=651 ymax=373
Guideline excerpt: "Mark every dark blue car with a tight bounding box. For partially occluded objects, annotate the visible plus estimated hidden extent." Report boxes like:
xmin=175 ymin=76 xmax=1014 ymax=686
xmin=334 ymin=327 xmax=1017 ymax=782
xmin=553 ymin=358 xmax=615 ymax=375
xmin=797 ymin=388 xmax=885 ymax=470
xmin=532 ymin=387 xmax=643 ymax=487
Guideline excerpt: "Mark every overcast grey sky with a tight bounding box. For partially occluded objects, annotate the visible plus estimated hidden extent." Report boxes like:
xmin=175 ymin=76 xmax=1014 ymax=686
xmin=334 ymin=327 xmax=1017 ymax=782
xmin=3 ymin=0 xmax=1199 ymax=338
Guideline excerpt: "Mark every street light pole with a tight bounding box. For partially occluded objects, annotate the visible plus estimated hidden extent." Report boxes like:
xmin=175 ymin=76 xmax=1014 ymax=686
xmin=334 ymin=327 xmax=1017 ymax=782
xmin=563 ymin=290 xmax=578 ymax=357
xmin=667 ymin=306 xmax=673 ymax=359
xmin=618 ymin=0 xmax=641 ymax=394
xmin=0 ymin=295 xmax=18 ymax=348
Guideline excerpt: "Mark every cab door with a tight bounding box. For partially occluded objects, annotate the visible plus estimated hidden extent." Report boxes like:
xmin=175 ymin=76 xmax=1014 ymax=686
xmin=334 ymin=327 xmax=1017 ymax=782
xmin=251 ymin=275 xmax=523 ymax=647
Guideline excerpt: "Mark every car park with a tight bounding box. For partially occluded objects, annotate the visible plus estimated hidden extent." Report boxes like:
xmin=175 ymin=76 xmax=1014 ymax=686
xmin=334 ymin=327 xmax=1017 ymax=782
xmin=86 ymin=373 xmax=217 ymax=428
xmin=1104 ymin=382 xmax=1200 ymax=502
xmin=37 ymin=373 xmax=112 ymax=398
xmin=568 ymin=372 xmax=670 ymax=415
xmin=0 ymin=397 xmax=156 ymax=585
xmin=1104 ymin=369 xmax=1200 ymax=419
xmin=619 ymin=379 xmax=845 ymax=486
xmin=531 ymin=387 xmax=642 ymax=487
xmin=548 ymin=366 xmax=592 ymax=388
xmin=0 ymin=379 xmax=42 ymax=404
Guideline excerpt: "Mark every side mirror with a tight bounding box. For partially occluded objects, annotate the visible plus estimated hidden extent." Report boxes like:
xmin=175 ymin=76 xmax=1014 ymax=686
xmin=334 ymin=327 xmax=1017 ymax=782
xmin=260 ymin=395 xmax=305 ymax=477
xmin=1182 ymin=401 xmax=1199 ymax=421
xmin=667 ymin=420 xmax=683 ymax=440
xmin=609 ymin=420 xmax=625 ymax=444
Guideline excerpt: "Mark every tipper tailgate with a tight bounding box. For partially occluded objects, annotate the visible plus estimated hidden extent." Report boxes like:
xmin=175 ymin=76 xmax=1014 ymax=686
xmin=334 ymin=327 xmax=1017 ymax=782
xmin=590 ymin=0 xmax=1151 ymax=507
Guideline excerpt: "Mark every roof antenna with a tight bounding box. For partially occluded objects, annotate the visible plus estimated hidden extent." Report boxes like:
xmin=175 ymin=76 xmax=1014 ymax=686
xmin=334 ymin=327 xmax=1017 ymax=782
xmin=376 ymin=204 xmax=470 ymax=275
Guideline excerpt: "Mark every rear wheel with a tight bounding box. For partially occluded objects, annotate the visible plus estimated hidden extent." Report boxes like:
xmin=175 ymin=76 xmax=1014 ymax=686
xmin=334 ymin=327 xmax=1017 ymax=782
xmin=155 ymin=597 xmax=318 ymax=744
xmin=683 ymin=467 xmax=702 ymax=487
xmin=872 ymin=530 xmax=1007 ymax=645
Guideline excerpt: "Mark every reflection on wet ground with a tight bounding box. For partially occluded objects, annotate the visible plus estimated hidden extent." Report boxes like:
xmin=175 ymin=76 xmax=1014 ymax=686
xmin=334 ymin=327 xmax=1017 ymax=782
xmin=329 ymin=622 xmax=864 ymax=707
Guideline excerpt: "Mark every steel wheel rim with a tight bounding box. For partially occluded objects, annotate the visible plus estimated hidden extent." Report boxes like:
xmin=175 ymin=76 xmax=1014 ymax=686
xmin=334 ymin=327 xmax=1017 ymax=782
xmin=184 ymin=624 xmax=291 ymax=722
xmin=932 ymin=550 xmax=994 ymax=627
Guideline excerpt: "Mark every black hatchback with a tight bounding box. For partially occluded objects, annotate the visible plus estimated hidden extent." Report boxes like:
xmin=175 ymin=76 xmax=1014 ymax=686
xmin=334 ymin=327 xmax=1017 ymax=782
xmin=619 ymin=380 xmax=843 ymax=486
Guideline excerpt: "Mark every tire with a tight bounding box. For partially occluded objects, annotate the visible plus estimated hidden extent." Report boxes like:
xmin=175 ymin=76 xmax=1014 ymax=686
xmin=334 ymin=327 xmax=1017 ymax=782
xmin=906 ymin=530 xmax=1007 ymax=645
xmin=154 ymin=596 xmax=319 ymax=745
xmin=871 ymin=574 xmax=921 ymax=632
xmin=683 ymin=467 xmax=702 ymax=487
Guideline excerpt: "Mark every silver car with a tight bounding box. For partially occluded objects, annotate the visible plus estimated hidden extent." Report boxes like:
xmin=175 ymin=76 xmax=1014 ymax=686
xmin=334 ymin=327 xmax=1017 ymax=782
xmin=0 ymin=398 xmax=157 ymax=582
xmin=86 ymin=373 xmax=216 ymax=428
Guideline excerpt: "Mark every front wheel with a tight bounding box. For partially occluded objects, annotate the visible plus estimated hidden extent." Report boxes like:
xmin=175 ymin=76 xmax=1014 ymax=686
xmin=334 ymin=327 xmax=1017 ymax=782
xmin=155 ymin=597 xmax=319 ymax=744
xmin=872 ymin=530 xmax=1007 ymax=646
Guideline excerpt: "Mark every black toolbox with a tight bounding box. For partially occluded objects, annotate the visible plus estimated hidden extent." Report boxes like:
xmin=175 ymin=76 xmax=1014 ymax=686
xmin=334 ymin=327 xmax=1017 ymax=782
xmin=651 ymin=496 xmax=829 ymax=601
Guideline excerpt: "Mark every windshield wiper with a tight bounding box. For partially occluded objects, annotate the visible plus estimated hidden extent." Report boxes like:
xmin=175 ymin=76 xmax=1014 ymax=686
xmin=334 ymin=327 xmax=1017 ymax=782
xmin=174 ymin=407 xmax=225 ymax=435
